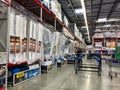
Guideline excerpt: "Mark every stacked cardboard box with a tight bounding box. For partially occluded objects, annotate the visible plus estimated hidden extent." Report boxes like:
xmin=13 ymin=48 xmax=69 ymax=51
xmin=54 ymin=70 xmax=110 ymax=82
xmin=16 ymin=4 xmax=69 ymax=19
xmin=64 ymin=16 xmax=69 ymax=27
xmin=49 ymin=0 xmax=62 ymax=21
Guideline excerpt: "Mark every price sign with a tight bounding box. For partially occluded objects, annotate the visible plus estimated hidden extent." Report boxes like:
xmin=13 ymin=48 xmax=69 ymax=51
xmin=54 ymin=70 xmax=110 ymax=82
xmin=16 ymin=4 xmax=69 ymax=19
xmin=16 ymin=72 xmax=25 ymax=78
xmin=0 ymin=52 xmax=2 ymax=57
xmin=48 ymin=65 xmax=52 ymax=70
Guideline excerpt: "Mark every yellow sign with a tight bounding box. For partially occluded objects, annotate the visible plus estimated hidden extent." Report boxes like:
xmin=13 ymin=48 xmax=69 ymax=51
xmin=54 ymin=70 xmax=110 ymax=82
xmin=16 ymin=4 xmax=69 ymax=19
xmin=0 ymin=52 xmax=2 ymax=57
xmin=62 ymin=61 xmax=64 ymax=65
xmin=48 ymin=65 xmax=52 ymax=69
xmin=16 ymin=72 xmax=25 ymax=78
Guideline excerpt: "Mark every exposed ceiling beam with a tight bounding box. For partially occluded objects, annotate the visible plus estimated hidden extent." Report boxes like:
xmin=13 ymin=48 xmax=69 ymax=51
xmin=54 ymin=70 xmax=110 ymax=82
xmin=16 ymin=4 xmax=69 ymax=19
xmin=94 ymin=0 xmax=103 ymax=30
xmin=67 ymin=0 xmax=81 ymax=23
xmin=97 ymin=0 xmax=103 ymax=20
xmin=61 ymin=8 xmax=73 ymax=23
xmin=107 ymin=0 xmax=120 ymax=19
xmin=92 ymin=11 xmax=120 ymax=14
xmin=89 ymin=0 xmax=92 ymax=31
xmin=89 ymin=1 xmax=115 ymax=7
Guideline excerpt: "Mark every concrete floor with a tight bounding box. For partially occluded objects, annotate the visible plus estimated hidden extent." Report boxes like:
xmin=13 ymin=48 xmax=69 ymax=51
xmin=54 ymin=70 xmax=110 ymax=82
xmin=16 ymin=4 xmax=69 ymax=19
xmin=8 ymin=62 xmax=120 ymax=90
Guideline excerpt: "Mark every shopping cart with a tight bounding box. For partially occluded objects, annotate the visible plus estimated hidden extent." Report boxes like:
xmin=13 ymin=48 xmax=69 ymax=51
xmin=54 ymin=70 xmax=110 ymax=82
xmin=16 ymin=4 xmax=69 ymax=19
xmin=106 ymin=58 xmax=120 ymax=79
xmin=74 ymin=53 xmax=102 ymax=76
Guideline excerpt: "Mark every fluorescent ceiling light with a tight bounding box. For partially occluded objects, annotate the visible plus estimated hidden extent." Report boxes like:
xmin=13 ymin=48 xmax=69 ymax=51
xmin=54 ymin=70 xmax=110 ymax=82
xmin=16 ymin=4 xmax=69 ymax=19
xmin=81 ymin=26 xmax=86 ymax=28
xmin=103 ymin=24 xmax=111 ymax=27
xmin=96 ymin=24 xmax=112 ymax=28
xmin=94 ymin=29 xmax=101 ymax=32
xmin=95 ymin=29 xmax=101 ymax=31
xmin=97 ymin=18 xmax=107 ymax=22
xmin=80 ymin=0 xmax=90 ymax=41
xmin=75 ymin=8 xmax=83 ymax=14
xmin=84 ymin=33 xmax=88 ymax=34
xmin=96 ymin=18 xmax=120 ymax=23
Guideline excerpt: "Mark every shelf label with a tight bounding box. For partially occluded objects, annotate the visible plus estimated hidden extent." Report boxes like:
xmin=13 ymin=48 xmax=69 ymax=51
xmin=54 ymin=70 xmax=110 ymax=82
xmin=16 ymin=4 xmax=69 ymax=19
xmin=14 ymin=68 xmax=40 ymax=85
xmin=0 ymin=52 xmax=2 ymax=57
xmin=48 ymin=65 xmax=52 ymax=70
xmin=16 ymin=72 xmax=25 ymax=78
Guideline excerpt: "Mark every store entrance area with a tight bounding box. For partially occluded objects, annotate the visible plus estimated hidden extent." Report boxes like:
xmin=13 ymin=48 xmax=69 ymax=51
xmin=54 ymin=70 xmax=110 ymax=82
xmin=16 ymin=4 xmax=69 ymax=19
xmin=8 ymin=64 xmax=120 ymax=90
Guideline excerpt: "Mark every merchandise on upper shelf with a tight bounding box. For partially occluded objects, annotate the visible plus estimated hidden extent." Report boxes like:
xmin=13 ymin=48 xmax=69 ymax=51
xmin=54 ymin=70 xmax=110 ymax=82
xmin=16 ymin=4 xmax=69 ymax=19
xmin=106 ymin=41 xmax=116 ymax=48
xmin=74 ymin=24 xmax=82 ymax=41
xmin=104 ymin=31 xmax=116 ymax=38
xmin=63 ymin=28 xmax=74 ymax=40
xmin=94 ymin=29 xmax=102 ymax=32
xmin=94 ymin=47 xmax=101 ymax=50
xmin=49 ymin=0 xmax=62 ymax=21
xmin=93 ymin=33 xmax=104 ymax=38
xmin=117 ymin=42 xmax=120 ymax=46
xmin=104 ymin=31 xmax=111 ymax=38
xmin=95 ymin=42 xmax=103 ymax=47
xmin=63 ymin=15 xmax=69 ymax=27
xmin=0 ymin=52 xmax=7 ymax=64
xmin=117 ymin=32 xmax=120 ymax=38
xmin=111 ymin=32 xmax=116 ymax=38
xmin=41 ymin=0 xmax=50 ymax=9
xmin=101 ymin=47 xmax=115 ymax=55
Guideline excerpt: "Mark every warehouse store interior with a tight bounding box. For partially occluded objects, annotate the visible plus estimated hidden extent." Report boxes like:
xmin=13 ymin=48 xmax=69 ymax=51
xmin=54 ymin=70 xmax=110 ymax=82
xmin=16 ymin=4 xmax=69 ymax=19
xmin=0 ymin=0 xmax=120 ymax=90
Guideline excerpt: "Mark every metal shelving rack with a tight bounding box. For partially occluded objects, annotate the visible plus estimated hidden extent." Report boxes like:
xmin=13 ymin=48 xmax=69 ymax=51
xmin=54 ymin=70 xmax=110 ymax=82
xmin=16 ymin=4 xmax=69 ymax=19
xmin=93 ymin=31 xmax=119 ymax=60
xmin=0 ymin=0 xmax=11 ymax=90
xmin=0 ymin=0 xmax=76 ymax=87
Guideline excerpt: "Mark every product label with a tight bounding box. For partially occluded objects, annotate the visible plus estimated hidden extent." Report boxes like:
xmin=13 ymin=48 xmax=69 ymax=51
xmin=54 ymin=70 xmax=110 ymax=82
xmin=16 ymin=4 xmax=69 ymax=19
xmin=30 ymin=43 xmax=33 ymax=51
xmin=23 ymin=52 xmax=27 ymax=60
xmin=15 ymin=53 xmax=20 ymax=62
xmin=22 ymin=43 xmax=27 ymax=51
xmin=16 ymin=43 xmax=20 ymax=51
xmin=10 ymin=43 xmax=14 ymax=51
xmin=33 ymin=44 xmax=36 ymax=51
xmin=9 ymin=54 xmax=14 ymax=63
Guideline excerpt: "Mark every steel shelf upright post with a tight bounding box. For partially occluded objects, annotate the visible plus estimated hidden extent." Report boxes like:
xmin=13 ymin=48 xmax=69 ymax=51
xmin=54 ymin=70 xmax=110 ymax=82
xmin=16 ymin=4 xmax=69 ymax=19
xmin=0 ymin=0 xmax=11 ymax=89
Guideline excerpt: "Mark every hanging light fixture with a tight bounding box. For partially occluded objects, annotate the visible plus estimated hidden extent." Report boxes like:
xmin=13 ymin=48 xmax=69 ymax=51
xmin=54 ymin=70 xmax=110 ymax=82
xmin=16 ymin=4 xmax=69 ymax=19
xmin=80 ymin=0 xmax=90 ymax=41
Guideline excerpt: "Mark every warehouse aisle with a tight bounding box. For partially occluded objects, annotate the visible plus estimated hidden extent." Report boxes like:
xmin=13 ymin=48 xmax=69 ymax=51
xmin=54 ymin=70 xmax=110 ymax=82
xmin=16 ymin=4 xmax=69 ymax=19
xmin=8 ymin=64 xmax=120 ymax=90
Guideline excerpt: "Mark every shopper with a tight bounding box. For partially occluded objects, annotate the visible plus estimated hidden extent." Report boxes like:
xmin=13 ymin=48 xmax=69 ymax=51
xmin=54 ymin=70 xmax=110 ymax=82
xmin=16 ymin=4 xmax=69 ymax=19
xmin=76 ymin=48 xmax=82 ymax=64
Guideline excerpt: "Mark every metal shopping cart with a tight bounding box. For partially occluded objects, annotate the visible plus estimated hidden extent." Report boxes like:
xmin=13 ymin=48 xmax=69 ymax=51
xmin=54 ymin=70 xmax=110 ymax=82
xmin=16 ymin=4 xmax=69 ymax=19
xmin=106 ymin=58 xmax=120 ymax=79
xmin=74 ymin=53 xmax=102 ymax=76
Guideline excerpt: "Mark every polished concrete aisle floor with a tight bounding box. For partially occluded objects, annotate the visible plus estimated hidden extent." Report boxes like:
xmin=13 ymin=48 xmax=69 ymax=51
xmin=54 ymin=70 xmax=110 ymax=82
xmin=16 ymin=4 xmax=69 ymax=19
xmin=8 ymin=64 xmax=120 ymax=90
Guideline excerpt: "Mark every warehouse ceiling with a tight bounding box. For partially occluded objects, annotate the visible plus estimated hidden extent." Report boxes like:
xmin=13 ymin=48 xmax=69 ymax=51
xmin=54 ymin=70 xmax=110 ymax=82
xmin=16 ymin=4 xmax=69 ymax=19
xmin=58 ymin=0 xmax=120 ymax=44
xmin=58 ymin=0 xmax=90 ymax=43
xmin=88 ymin=0 xmax=120 ymax=34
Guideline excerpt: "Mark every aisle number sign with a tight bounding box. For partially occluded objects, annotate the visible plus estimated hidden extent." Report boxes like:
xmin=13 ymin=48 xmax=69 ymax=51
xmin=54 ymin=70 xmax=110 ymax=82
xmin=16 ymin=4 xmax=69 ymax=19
xmin=16 ymin=72 xmax=25 ymax=78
